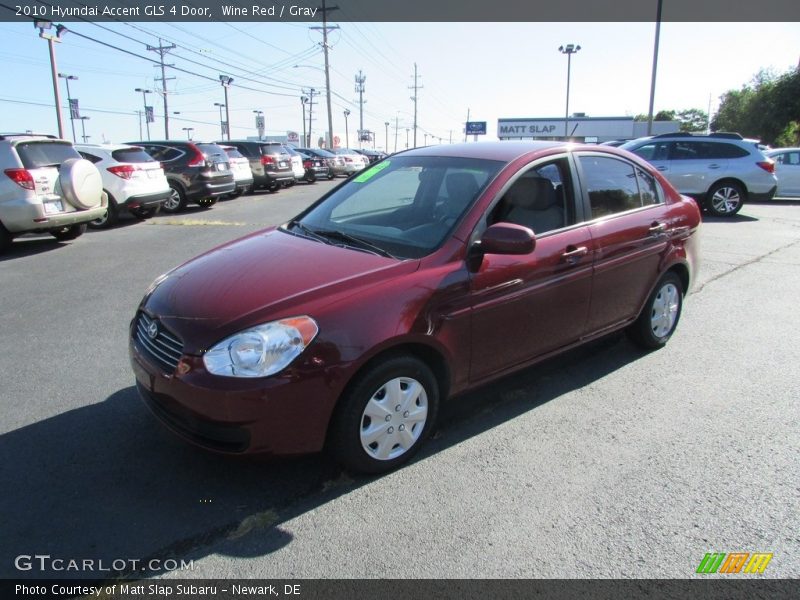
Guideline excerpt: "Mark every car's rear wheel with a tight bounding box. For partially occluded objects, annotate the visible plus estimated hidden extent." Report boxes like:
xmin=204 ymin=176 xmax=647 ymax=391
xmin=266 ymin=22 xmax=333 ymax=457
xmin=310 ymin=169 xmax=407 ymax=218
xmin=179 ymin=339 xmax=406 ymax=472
xmin=706 ymin=181 xmax=745 ymax=216
xmin=163 ymin=183 xmax=187 ymax=213
xmin=331 ymin=356 xmax=439 ymax=474
xmin=50 ymin=223 xmax=87 ymax=242
xmin=88 ymin=193 xmax=117 ymax=229
xmin=628 ymin=272 xmax=683 ymax=350
xmin=226 ymin=189 xmax=243 ymax=200
xmin=267 ymin=181 xmax=280 ymax=193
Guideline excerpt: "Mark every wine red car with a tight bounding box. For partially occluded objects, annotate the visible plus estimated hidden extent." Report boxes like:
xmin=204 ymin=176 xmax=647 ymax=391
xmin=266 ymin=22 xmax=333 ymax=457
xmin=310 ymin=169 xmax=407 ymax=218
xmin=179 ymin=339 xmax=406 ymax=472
xmin=130 ymin=141 xmax=701 ymax=473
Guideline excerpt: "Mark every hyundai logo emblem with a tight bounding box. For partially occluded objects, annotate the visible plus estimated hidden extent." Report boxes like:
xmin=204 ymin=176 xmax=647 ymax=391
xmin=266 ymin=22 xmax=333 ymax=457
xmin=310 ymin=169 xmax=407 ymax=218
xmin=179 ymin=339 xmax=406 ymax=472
xmin=147 ymin=321 xmax=159 ymax=339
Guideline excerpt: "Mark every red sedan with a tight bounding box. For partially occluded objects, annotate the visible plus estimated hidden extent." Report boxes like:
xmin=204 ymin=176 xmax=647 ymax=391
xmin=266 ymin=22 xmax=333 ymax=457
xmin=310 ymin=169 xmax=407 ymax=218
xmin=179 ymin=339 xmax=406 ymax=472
xmin=130 ymin=141 xmax=701 ymax=473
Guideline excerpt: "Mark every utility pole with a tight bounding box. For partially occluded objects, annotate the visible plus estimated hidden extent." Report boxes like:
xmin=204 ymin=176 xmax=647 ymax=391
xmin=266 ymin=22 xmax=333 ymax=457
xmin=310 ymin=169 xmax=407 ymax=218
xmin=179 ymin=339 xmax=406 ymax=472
xmin=147 ymin=38 xmax=176 ymax=139
xmin=311 ymin=1 xmax=339 ymax=149
xmin=464 ymin=108 xmax=470 ymax=142
xmin=303 ymin=88 xmax=317 ymax=147
xmin=219 ymin=75 xmax=233 ymax=141
xmin=355 ymin=70 xmax=366 ymax=148
xmin=300 ymin=96 xmax=308 ymax=146
xmin=394 ymin=114 xmax=399 ymax=153
xmin=409 ymin=63 xmax=422 ymax=148
xmin=384 ymin=121 xmax=390 ymax=152
xmin=646 ymin=0 xmax=663 ymax=136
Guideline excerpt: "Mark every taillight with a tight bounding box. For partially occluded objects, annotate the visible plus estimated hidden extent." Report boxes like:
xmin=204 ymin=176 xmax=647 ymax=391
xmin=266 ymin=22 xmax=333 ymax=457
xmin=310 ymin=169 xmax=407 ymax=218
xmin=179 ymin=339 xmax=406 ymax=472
xmin=344 ymin=157 xmax=353 ymax=163
xmin=303 ymin=160 xmax=312 ymax=169
xmin=186 ymin=144 xmax=207 ymax=168
xmin=260 ymin=155 xmax=275 ymax=166
xmin=756 ymin=160 xmax=775 ymax=174
xmin=107 ymin=164 xmax=137 ymax=179
xmin=4 ymin=168 xmax=35 ymax=190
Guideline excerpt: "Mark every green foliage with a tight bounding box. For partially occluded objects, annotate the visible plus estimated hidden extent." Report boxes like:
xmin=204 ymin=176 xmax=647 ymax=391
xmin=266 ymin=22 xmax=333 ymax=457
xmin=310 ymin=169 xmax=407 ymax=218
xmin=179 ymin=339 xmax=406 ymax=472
xmin=633 ymin=109 xmax=707 ymax=132
xmin=711 ymin=68 xmax=800 ymax=145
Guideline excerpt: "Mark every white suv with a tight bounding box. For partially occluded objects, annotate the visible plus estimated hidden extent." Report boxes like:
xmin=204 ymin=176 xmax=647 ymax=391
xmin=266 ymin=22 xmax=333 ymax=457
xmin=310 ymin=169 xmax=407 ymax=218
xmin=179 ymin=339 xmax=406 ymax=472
xmin=621 ymin=132 xmax=778 ymax=216
xmin=76 ymin=144 xmax=170 ymax=228
xmin=0 ymin=133 xmax=106 ymax=252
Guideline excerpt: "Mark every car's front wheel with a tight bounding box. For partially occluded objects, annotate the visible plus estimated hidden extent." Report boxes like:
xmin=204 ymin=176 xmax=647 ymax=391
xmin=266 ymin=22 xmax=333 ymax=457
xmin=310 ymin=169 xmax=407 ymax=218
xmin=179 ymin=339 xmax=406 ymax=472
xmin=628 ymin=272 xmax=683 ymax=350
xmin=331 ymin=356 xmax=439 ymax=474
xmin=706 ymin=181 xmax=745 ymax=216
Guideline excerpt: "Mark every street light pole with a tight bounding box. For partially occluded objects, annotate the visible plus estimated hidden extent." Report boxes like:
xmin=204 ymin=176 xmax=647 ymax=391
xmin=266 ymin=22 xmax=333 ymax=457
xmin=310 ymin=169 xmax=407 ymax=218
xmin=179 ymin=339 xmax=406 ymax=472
xmin=35 ymin=21 xmax=68 ymax=139
xmin=558 ymin=43 xmax=581 ymax=140
xmin=78 ymin=116 xmax=90 ymax=143
xmin=135 ymin=88 xmax=152 ymax=141
xmin=343 ymin=109 xmax=350 ymax=148
xmin=182 ymin=127 xmax=193 ymax=140
xmin=385 ymin=121 xmax=390 ymax=152
xmin=214 ymin=102 xmax=225 ymax=139
xmin=58 ymin=73 xmax=78 ymax=143
xmin=300 ymin=97 xmax=308 ymax=147
xmin=219 ymin=75 xmax=233 ymax=140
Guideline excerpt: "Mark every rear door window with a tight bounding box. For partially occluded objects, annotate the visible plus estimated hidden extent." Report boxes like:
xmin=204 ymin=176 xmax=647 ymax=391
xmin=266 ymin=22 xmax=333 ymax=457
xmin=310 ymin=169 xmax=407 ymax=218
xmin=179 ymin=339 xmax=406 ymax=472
xmin=16 ymin=142 xmax=80 ymax=168
xmin=579 ymin=155 xmax=644 ymax=218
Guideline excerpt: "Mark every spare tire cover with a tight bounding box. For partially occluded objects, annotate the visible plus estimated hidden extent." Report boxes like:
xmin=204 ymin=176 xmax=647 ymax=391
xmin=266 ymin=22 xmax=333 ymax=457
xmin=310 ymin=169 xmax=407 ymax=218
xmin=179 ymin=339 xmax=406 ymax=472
xmin=58 ymin=158 xmax=103 ymax=210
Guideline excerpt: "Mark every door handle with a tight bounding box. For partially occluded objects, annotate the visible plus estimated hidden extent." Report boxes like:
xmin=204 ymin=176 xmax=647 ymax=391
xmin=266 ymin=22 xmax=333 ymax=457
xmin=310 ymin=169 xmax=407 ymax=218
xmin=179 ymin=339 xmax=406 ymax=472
xmin=561 ymin=245 xmax=589 ymax=263
xmin=656 ymin=166 xmax=667 ymax=171
xmin=708 ymin=164 xmax=721 ymax=169
xmin=649 ymin=222 xmax=668 ymax=235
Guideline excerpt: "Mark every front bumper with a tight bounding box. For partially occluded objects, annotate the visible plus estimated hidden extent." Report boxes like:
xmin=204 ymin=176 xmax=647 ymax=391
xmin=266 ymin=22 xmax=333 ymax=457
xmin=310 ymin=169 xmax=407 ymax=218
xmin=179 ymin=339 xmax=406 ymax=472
xmin=129 ymin=330 xmax=342 ymax=456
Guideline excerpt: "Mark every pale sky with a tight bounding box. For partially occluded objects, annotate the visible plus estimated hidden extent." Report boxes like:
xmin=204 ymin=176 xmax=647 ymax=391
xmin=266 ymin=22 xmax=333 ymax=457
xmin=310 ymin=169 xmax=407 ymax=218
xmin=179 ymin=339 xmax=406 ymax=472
xmin=0 ymin=20 xmax=797 ymax=149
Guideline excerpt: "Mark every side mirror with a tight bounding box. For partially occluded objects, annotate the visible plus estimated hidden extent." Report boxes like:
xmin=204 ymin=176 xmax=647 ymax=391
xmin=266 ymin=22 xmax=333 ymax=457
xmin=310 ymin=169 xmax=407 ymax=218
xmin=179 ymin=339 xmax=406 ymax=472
xmin=476 ymin=223 xmax=536 ymax=255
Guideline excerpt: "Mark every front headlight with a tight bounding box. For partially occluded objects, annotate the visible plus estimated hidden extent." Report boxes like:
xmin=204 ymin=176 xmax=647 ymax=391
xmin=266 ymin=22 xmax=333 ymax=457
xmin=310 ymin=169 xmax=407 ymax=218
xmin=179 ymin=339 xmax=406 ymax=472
xmin=203 ymin=316 xmax=319 ymax=378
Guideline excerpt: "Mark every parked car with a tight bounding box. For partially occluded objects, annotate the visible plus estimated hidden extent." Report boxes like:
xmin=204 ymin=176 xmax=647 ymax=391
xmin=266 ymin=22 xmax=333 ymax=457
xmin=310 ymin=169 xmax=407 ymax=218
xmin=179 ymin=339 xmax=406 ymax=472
xmin=1 ymin=132 xmax=106 ymax=251
xmin=621 ymin=132 xmax=777 ymax=216
xmin=764 ymin=148 xmax=800 ymax=199
xmin=127 ymin=141 xmax=234 ymax=213
xmin=281 ymin=145 xmax=306 ymax=186
xmin=296 ymin=147 xmax=344 ymax=179
xmin=218 ymin=145 xmax=254 ymax=199
xmin=130 ymin=141 xmax=701 ymax=474
xmin=294 ymin=149 xmax=328 ymax=182
xmin=220 ymin=140 xmax=296 ymax=192
xmin=76 ymin=143 xmax=169 ymax=228
xmin=354 ymin=148 xmax=388 ymax=164
xmin=327 ymin=147 xmax=369 ymax=175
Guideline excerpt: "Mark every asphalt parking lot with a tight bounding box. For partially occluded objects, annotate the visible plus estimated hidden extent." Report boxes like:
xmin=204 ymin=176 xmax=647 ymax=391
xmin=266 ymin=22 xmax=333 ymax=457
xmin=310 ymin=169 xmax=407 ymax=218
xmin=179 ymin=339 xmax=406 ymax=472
xmin=1 ymin=184 xmax=798 ymax=580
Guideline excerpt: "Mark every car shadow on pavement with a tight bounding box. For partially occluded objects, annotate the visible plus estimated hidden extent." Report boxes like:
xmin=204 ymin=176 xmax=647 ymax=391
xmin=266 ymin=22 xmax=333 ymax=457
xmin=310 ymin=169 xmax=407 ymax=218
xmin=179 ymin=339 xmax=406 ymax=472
xmin=702 ymin=213 xmax=759 ymax=223
xmin=0 ymin=334 xmax=640 ymax=581
xmin=0 ymin=236 xmax=73 ymax=261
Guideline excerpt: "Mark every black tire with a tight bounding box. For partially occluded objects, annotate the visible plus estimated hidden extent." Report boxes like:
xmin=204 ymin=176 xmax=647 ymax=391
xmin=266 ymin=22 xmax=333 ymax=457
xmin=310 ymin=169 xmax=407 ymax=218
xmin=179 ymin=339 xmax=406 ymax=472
xmin=197 ymin=198 xmax=217 ymax=209
xmin=130 ymin=205 xmax=161 ymax=220
xmin=50 ymin=223 xmax=87 ymax=242
xmin=226 ymin=189 xmax=243 ymax=200
xmin=305 ymin=172 xmax=317 ymax=184
xmin=163 ymin=182 xmax=187 ymax=213
xmin=267 ymin=181 xmax=280 ymax=193
xmin=330 ymin=355 xmax=439 ymax=474
xmin=627 ymin=272 xmax=683 ymax=350
xmin=706 ymin=181 xmax=745 ymax=217
xmin=88 ymin=193 xmax=118 ymax=229
xmin=327 ymin=171 xmax=334 ymax=180
xmin=0 ymin=223 xmax=13 ymax=253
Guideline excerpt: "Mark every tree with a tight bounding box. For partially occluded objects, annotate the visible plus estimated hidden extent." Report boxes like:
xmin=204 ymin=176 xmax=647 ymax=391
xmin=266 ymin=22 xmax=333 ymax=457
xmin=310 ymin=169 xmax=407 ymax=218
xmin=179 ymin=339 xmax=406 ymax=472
xmin=712 ymin=68 xmax=800 ymax=145
xmin=633 ymin=108 xmax=707 ymax=132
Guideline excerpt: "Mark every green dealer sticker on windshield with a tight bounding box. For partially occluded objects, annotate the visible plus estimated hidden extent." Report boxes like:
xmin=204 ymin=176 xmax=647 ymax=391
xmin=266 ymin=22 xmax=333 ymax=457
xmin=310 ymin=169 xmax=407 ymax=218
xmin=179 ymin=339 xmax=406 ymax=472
xmin=353 ymin=161 xmax=390 ymax=182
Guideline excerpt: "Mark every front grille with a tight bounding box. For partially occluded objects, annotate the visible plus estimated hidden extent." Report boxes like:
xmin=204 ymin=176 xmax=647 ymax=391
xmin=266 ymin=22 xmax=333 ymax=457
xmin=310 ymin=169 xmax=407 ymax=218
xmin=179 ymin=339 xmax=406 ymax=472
xmin=135 ymin=312 xmax=184 ymax=373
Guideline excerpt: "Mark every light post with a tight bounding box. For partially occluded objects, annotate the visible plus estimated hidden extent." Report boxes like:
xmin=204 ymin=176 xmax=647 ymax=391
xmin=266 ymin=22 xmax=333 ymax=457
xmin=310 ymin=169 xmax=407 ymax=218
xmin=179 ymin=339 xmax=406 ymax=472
xmin=135 ymin=88 xmax=152 ymax=140
xmin=182 ymin=127 xmax=193 ymax=140
xmin=214 ymin=102 xmax=225 ymax=139
xmin=219 ymin=75 xmax=233 ymax=140
xmin=343 ymin=109 xmax=350 ymax=148
xmin=558 ymin=43 xmax=581 ymax=140
xmin=253 ymin=110 xmax=264 ymax=140
xmin=405 ymin=128 xmax=409 ymax=149
xmin=78 ymin=116 xmax=90 ymax=143
xmin=34 ymin=20 xmax=68 ymax=138
xmin=58 ymin=73 xmax=78 ymax=142
xmin=385 ymin=121 xmax=390 ymax=152
xmin=300 ymin=96 xmax=308 ymax=147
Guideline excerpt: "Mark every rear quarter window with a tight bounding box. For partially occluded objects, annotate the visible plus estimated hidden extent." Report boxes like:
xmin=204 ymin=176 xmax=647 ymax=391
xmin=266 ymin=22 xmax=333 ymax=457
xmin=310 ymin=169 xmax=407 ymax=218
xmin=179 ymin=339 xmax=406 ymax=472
xmin=16 ymin=142 xmax=80 ymax=168
xmin=111 ymin=148 xmax=157 ymax=163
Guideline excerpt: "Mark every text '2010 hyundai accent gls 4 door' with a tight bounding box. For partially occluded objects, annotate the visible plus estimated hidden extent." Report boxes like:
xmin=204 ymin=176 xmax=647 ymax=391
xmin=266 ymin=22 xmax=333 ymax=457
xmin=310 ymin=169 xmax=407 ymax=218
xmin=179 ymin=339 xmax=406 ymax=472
xmin=130 ymin=142 xmax=701 ymax=474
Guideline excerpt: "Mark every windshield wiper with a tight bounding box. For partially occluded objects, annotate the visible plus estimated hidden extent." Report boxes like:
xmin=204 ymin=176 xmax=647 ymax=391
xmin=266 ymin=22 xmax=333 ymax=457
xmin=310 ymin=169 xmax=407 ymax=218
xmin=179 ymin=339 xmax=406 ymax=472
xmin=313 ymin=229 xmax=396 ymax=259
xmin=285 ymin=219 xmax=329 ymax=244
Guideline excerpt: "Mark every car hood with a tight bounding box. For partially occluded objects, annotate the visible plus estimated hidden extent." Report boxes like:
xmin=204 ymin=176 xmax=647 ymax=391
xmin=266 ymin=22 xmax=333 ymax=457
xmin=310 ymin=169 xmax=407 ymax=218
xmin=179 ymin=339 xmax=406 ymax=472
xmin=144 ymin=227 xmax=418 ymax=352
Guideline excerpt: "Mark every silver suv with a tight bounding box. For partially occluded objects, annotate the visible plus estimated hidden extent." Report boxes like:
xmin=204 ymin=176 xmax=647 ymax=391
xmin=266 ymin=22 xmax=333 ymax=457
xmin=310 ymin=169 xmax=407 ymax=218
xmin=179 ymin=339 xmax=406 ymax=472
xmin=621 ymin=132 xmax=777 ymax=216
xmin=1 ymin=133 xmax=106 ymax=251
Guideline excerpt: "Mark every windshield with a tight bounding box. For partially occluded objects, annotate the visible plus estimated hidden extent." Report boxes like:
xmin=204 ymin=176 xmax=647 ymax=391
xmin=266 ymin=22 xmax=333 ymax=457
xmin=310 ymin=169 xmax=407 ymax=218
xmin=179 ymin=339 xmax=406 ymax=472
xmin=292 ymin=155 xmax=503 ymax=259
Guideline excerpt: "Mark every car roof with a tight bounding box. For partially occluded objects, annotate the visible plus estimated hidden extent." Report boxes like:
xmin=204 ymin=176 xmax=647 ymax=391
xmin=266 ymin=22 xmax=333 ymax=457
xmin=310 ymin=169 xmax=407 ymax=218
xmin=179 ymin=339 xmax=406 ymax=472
xmin=394 ymin=141 xmax=569 ymax=161
xmin=766 ymin=147 xmax=800 ymax=153
xmin=75 ymin=143 xmax=142 ymax=151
